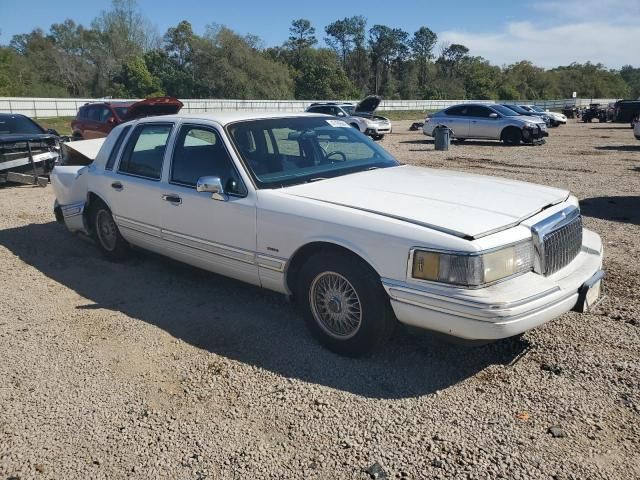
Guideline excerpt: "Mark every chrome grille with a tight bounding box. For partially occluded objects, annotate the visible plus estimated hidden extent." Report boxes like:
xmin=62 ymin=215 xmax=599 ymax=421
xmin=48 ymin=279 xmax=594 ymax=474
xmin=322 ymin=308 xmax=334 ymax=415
xmin=542 ymin=215 xmax=583 ymax=275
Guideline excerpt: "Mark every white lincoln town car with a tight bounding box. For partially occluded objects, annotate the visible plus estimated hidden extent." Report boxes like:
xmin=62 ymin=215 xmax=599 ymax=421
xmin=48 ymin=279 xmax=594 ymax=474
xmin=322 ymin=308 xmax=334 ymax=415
xmin=51 ymin=112 xmax=604 ymax=355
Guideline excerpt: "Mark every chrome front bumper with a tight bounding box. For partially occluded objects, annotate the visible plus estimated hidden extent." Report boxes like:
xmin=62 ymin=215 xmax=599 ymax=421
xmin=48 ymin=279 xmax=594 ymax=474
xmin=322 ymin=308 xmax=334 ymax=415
xmin=382 ymin=229 xmax=604 ymax=340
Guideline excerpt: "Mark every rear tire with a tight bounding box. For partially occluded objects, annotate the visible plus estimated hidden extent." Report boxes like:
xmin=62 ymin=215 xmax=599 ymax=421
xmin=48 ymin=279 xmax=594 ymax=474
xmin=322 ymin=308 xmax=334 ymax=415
xmin=501 ymin=127 xmax=522 ymax=146
xmin=90 ymin=200 xmax=130 ymax=261
xmin=297 ymin=252 xmax=395 ymax=356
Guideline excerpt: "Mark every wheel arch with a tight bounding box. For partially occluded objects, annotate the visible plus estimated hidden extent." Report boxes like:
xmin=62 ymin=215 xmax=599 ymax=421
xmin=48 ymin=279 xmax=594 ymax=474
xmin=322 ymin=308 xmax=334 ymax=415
xmin=285 ymin=241 xmax=382 ymax=298
xmin=500 ymin=124 xmax=521 ymax=140
xmin=85 ymin=191 xmax=112 ymax=233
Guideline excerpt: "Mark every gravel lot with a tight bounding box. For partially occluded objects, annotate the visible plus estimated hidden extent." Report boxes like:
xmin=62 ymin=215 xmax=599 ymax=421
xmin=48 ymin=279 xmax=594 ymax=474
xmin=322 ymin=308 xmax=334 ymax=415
xmin=1 ymin=120 xmax=639 ymax=479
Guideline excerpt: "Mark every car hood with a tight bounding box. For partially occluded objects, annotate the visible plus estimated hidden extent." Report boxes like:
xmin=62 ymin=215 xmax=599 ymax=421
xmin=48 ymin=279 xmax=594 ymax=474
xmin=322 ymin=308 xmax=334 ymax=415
xmin=124 ymin=96 xmax=183 ymax=119
xmin=355 ymin=95 xmax=382 ymax=114
xmin=281 ymin=165 xmax=569 ymax=238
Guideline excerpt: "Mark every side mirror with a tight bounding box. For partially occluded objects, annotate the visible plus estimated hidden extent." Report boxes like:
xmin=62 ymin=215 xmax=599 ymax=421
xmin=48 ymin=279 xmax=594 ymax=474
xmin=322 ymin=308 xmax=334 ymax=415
xmin=107 ymin=117 xmax=115 ymax=124
xmin=489 ymin=112 xmax=499 ymax=119
xmin=196 ymin=176 xmax=228 ymax=201
xmin=337 ymin=111 xmax=345 ymax=117
xmin=46 ymin=128 xmax=60 ymax=136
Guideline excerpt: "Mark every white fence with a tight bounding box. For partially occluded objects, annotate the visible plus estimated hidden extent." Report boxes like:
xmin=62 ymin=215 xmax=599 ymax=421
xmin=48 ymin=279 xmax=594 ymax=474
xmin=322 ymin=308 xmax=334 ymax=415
xmin=0 ymin=97 xmax=618 ymax=118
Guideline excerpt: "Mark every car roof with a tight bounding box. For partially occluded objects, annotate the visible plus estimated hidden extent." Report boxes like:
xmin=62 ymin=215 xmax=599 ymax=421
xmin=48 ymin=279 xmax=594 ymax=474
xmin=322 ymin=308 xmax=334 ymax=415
xmin=0 ymin=113 xmax=29 ymax=119
xmin=309 ymin=102 xmax=353 ymax=107
xmin=135 ymin=111 xmax=329 ymax=126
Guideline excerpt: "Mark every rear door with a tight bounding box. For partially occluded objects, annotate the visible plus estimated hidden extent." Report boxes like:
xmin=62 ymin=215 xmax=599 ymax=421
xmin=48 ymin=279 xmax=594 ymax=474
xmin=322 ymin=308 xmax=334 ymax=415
xmin=442 ymin=105 xmax=469 ymax=138
xmin=100 ymin=121 xmax=174 ymax=252
xmin=467 ymin=105 xmax=497 ymax=139
xmin=83 ymin=106 xmax=102 ymax=139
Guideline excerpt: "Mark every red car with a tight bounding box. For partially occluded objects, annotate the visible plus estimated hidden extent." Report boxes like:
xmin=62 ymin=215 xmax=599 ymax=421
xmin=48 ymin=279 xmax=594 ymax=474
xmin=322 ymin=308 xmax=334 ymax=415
xmin=71 ymin=97 xmax=183 ymax=139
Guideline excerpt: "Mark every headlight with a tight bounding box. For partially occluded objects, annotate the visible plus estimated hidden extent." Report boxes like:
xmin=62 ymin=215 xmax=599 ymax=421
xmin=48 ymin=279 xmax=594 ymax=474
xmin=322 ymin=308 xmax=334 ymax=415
xmin=524 ymin=122 xmax=538 ymax=129
xmin=411 ymin=242 xmax=534 ymax=287
xmin=365 ymin=119 xmax=377 ymax=127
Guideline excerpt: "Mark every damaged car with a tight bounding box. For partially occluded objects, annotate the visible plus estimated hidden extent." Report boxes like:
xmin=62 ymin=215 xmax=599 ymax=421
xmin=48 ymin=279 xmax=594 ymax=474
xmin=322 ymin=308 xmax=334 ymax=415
xmin=51 ymin=112 xmax=603 ymax=356
xmin=423 ymin=103 xmax=548 ymax=145
xmin=305 ymin=96 xmax=392 ymax=140
xmin=0 ymin=113 xmax=60 ymax=186
xmin=71 ymin=96 xmax=183 ymax=140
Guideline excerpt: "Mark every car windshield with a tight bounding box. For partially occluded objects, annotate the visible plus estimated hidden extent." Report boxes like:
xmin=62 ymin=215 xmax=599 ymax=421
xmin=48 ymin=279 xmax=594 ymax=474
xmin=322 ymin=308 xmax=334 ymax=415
xmin=490 ymin=105 xmax=520 ymax=117
xmin=227 ymin=117 xmax=399 ymax=189
xmin=114 ymin=107 xmax=129 ymax=118
xmin=0 ymin=115 xmax=44 ymax=135
xmin=502 ymin=104 xmax=529 ymax=115
xmin=531 ymin=106 xmax=546 ymax=112
xmin=341 ymin=105 xmax=355 ymax=115
xmin=518 ymin=105 xmax=534 ymax=112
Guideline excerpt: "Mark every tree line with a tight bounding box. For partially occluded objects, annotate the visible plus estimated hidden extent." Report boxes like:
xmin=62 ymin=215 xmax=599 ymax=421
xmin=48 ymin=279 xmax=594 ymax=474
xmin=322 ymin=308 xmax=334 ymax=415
xmin=1 ymin=0 xmax=639 ymax=101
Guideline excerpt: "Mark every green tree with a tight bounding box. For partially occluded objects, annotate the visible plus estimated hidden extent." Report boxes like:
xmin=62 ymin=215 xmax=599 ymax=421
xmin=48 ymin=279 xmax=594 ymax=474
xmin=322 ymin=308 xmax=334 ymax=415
xmin=286 ymin=19 xmax=317 ymax=67
xmin=410 ymin=27 xmax=437 ymax=89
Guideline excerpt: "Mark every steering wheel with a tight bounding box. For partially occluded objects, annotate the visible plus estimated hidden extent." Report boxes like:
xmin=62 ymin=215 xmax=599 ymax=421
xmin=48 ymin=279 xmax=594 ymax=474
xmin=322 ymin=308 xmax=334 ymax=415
xmin=325 ymin=151 xmax=347 ymax=162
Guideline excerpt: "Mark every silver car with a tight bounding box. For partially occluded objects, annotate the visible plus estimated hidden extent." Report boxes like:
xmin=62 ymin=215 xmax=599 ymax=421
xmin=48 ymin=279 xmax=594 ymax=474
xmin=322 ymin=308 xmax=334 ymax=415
xmin=423 ymin=103 xmax=548 ymax=145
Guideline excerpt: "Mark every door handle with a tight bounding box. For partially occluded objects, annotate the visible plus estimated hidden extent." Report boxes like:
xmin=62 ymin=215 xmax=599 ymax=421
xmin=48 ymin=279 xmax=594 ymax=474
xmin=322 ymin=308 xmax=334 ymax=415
xmin=162 ymin=194 xmax=182 ymax=204
xmin=111 ymin=181 xmax=123 ymax=190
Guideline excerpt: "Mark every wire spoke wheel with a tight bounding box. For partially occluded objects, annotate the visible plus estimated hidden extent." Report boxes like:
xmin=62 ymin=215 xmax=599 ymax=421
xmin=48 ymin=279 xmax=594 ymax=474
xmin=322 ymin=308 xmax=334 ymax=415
xmin=96 ymin=209 xmax=118 ymax=252
xmin=309 ymin=271 xmax=362 ymax=340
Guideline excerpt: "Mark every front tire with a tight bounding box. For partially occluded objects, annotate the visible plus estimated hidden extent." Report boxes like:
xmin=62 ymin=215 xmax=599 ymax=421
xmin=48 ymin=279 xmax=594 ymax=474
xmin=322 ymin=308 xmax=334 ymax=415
xmin=297 ymin=252 xmax=395 ymax=356
xmin=91 ymin=201 xmax=130 ymax=261
xmin=502 ymin=127 xmax=522 ymax=146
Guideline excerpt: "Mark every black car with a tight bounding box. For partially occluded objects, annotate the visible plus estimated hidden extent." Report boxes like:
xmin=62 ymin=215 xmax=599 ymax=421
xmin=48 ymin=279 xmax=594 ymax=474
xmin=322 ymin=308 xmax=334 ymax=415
xmin=0 ymin=114 xmax=60 ymax=185
xmin=612 ymin=100 xmax=640 ymax=125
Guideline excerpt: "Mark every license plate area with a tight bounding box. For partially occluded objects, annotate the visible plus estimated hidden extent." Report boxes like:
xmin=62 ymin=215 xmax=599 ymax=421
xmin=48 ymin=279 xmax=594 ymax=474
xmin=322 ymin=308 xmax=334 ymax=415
xmin=574 ymin=270 xmax=606 ymax=313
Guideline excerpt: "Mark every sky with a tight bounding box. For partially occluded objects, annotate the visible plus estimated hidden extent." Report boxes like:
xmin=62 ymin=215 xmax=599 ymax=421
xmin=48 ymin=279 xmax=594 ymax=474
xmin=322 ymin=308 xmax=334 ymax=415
xmin=1 ymin=0 xmax=639 ymax=68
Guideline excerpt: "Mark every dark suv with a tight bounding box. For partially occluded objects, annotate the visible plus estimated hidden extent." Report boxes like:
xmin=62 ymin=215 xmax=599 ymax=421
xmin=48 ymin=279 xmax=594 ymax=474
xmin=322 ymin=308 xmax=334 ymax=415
xmin=71 ymin=97 xmax=183 ymax=139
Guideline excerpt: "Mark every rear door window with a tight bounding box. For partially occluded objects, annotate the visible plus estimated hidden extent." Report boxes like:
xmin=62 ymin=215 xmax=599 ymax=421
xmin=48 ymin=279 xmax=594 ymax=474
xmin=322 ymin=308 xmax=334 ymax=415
xmin=105 ymin=125 xmax=132 ymax=171
xmin=118 ymin=123 xmax=172 ymax=180
xmin=445 ymin=106 xmax=468 ymax=116
xmin=87 ymin=106 xmax=101 ymax=121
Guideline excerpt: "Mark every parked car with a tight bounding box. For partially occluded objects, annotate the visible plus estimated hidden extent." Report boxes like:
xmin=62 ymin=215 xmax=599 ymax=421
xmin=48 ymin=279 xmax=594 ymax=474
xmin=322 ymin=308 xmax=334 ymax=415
xmin=51 ymin=112 xmax=604 ymax=356
xmin=0 ymin=113 xmax=60 ymax=186
xmin=580 ymin=104 xmax=607 ymax=123
xmin=71 ymin=96 xmax=183 ymax=139
xmin=612 ymin=100 xmax=640 ymax=125
xmin=520 ymin=105 xmax=567 ymax=127
xmin=423 ymin=103 xmax=548 ymax=145
xmin=305 ymin=96 xmax=391 ymax=140
xmin=500 ymin=104 xmax=552 ymax=126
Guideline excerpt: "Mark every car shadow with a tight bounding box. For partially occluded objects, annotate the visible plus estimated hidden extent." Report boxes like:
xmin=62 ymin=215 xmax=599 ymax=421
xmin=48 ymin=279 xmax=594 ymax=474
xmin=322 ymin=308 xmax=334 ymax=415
xmin=0 ymin=221 xmax=530 ymax=399
xmin=594 ymin=145 xmax=640 ymax=152
xmin=589 ymin=126 xmax=632 ymax=130
xmin=580 ymin=196 xmax=640 ymax=225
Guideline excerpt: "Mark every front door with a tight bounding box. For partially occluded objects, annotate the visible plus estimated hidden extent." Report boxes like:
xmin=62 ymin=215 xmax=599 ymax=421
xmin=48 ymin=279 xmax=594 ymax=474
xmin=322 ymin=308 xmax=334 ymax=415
xmin=467 ymin=105 xmax=497 ymax=139
xmin=159 ymin=123 xmax=259 ymax=286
